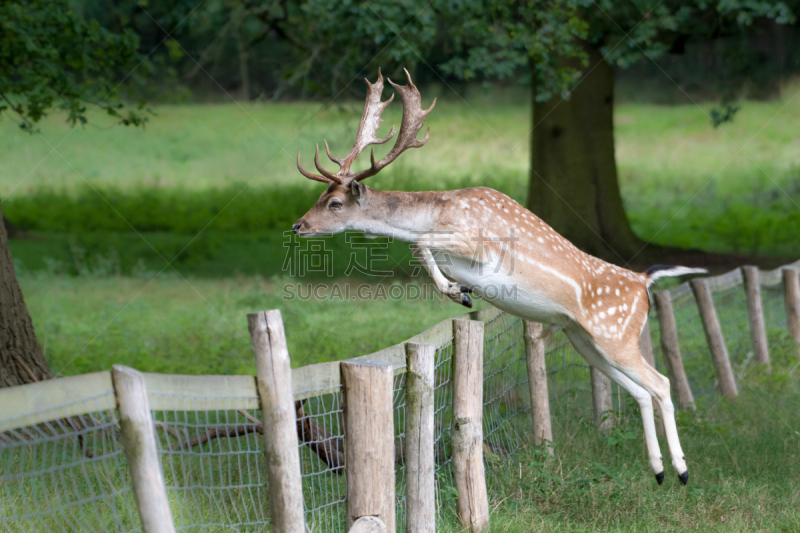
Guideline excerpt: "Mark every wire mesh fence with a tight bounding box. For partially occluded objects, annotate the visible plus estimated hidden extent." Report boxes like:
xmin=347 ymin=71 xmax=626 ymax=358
xmin=2 ymin=264 xmax=798 ymax=532
xmin=0 ymin=392 xmax=140 ymax=533
xmin=149 ymin=395 xmax=268 ymax=531
xmin=392 ymin=369 xmax=408 ymax=531
xmin=431 ymin=334 xmax=457 ymax=522
xmin=295 ymin=387 xmax=347 ymax=532
xmin=762 ymin=279 xmax=791 ymax=356
xmin=481 ymin=313 xmax=528 ymax=472
xmin=545 ymin=332 xmax=591 ymax=419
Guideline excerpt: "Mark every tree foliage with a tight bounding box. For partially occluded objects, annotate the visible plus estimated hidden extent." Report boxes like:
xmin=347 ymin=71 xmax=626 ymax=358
xmin=436 ymin=0 xmax=796 ymax=97
xmin=48 ymin=0 xmax=798 ymax=104
xmin=0 ymin=0 xmax=147 ymax=130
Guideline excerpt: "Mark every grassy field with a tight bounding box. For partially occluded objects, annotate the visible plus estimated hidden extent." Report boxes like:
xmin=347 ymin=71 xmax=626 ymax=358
xmin=480 ymin=369 xmax=800 ymax=532
xmin=18 ymin=274 xmax=478 ymax=375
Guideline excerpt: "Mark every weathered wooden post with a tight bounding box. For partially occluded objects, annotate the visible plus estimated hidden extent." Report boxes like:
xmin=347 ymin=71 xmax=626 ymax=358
xmin=639 ymin=321 xmax=664 ymax=435
xmin=112 ymin=365 xmax=176 ymax=533
xmin=342 ymin=360 xmax=396 ymax=533
xmin=248 ymin=310 xmax=305 ymax=533
xmin=404 ymin=342 xmax=435 ymax=533
xmin=639 ymin=320 xmax=655 ymax=367
xmin=691 ymin=279 xmax=738 ymax=398
xmin=783 ymin=267 xmax=800 ymax=358
xmin=523 ymin=321 xmax=552 ymax=452
xmin=591 ymin=368 xmax=613 ymax=432
xmin=654 ymin=291 xmax=695 ymax=410
xmin=742 ymin=266 xmax=771 ymax=367
xmin=350 ymin=517 xmax=387 ymax=533
xmin=451 ymin=319 xmax=489 ymax=532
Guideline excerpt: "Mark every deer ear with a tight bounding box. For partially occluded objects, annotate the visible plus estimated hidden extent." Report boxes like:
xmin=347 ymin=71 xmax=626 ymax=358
xmin=350 ymin=180 xmax=367 ymax=203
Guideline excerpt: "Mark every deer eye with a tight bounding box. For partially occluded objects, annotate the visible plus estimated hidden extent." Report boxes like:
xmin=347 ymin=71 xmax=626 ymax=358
xmin=328 ymin=199 xmax=343 ymax=210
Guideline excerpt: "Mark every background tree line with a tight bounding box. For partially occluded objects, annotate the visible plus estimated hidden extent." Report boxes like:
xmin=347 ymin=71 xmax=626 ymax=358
xmin=70 ymin=0 xmax=800 ymax=105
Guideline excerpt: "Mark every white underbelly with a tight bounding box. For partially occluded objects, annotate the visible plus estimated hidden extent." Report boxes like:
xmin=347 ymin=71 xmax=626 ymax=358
xmin=437 ymin=255 xmax=572 ymax=326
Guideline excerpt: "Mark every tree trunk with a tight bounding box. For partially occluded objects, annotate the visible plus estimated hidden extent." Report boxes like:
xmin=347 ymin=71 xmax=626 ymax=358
xmin=529 ymin=45 xmax=649 ymax=261
xmin=237 ymin=26 xmax=251 ymax=102
xmin=0 ymin=199 xmax=51 ymax=388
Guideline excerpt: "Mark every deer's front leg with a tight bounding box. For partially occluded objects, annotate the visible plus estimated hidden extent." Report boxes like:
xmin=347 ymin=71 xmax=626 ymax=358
xmin=413 ymin=245 xmax=472 ymax=308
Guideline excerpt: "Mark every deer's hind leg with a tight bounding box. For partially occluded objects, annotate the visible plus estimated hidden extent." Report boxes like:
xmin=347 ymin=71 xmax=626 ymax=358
xmin=629 ymin=363 xmax=688 ymax=484
xmin=566 ymin=329 xmax=668 ymax=483
xmin=593 ymin=336 xmax=688 ymax=484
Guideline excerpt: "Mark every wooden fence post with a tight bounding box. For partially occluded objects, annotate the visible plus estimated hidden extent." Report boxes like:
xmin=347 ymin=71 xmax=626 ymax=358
xmin=523 ymin=321 xmax=552 ymax=453
xmin=691 ymin=280 xmax=738 ymax=398
xmin=639 ymin=320 xmax=655 ymax=367
xmin=742 ymin=266 xmax=771 ymax=367
xmin=590 ymin=368 xmax=613 ymax=432
xmin=452 ymin=319 xmax=489 ymax=532
xmin=112 ymin=365 xmax=176 ymax=533
xmin=341 ymin=360 xmax=396 ymax=533
xmin=654 ymin=291 xmax=695 ymax=410
xmin=248 ymin=310 xmax=305 ymax=533
xmin=639 ymin=321 xmax=664 ymax=435
xmin=783 ymin=267 xmax=800 ymax=358
xmin=350 ymin=517 xmax=387 ymax=533
xmin=405 ymin=342 xmax=435 ymax=533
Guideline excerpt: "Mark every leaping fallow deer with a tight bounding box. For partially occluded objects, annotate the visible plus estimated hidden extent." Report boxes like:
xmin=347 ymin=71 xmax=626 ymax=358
xmin=293 ymin=69 xmax=705 ymax=485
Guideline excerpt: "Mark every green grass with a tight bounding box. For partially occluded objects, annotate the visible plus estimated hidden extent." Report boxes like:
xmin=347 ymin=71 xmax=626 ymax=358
xmin=19 ymin=274 xmax=477 ymax=376
xmin=476 ymin=372 xmax=800 ymax=532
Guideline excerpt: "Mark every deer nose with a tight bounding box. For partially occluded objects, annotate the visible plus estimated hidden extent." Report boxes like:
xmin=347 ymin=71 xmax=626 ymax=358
xmin=292 ymin=221 xmax=303 ymax=234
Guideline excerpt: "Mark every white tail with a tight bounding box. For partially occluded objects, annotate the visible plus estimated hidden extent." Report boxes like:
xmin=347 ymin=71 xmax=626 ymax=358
xmin=294 ymin=68 xmax=705 ymax=486
xmin=645 ymin=265 xmax=708 ymax=288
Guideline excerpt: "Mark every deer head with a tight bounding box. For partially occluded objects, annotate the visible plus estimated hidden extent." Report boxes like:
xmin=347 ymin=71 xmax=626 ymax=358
xmin=293 ymin=69 xmax=435 ymax=236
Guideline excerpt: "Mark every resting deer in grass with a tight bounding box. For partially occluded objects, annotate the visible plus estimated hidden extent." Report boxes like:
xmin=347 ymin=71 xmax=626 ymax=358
xmin=293 ymin=69 xmax=705 ymax=485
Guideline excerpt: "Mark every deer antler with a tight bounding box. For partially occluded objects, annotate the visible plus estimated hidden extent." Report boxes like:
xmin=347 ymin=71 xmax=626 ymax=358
xmin=296 ymin=68 xmax=435 ymax=185
xmin=351 ymin=69 xmax=435 ymax=182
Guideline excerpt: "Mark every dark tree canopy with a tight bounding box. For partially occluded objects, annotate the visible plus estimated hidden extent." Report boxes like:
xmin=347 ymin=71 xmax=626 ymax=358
xmin=438 ymin=0 xmax=796 ymax=98
xmin=0 ymin=0 xmax=147 ymax=130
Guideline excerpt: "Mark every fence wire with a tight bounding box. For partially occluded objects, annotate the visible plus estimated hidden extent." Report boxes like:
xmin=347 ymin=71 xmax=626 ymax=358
xmin=545 ymin=331 xmax=591 ymax=420
xmin=149 ymin=394 xmax=267 ymax=531
xmin=392 ymin=369 xmax=407 ymax=531
xmin=295 ymin=387 xmax=347 ymax=533
xmin=432 ymin=335 xmax=457 ymax=522
xmin=762 ymin=280 xmax=790 ymax=352
xmin=0 ymin=392 xmax=140 ymax=533
xmin=482 ymin=313 xmax=528 ymax=472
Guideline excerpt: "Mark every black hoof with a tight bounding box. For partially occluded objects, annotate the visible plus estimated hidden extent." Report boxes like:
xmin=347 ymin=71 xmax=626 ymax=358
xmin=678 ymin=471 xmax=689 ymax=485
xmin=461 ymin=294 xmax=473 ymax=308
xmin=655 ymin=471 xmax=664 ymax=485
xmin=460 ymin=285 xmax=473 ymax=294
